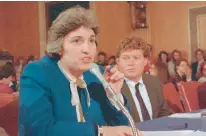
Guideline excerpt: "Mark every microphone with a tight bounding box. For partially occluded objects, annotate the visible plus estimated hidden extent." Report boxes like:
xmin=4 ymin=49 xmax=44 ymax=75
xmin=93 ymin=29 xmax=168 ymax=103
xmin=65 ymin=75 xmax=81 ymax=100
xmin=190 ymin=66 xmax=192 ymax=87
xmin=89 ymin=63 xmax=110 ymax=88
xmin=89 ymin=63 xmax=117 ymax=100
xmin=89 ymin=63 xmax=139 ymax=136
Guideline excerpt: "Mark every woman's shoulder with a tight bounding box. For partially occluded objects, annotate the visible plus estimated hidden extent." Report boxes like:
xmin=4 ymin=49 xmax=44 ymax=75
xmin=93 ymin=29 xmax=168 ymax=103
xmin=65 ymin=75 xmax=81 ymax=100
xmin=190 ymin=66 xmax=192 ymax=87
xmin=21 ymin=56 xmax=58 ymax=82
xmin=23 ymin=56 xmax=54 ymax=73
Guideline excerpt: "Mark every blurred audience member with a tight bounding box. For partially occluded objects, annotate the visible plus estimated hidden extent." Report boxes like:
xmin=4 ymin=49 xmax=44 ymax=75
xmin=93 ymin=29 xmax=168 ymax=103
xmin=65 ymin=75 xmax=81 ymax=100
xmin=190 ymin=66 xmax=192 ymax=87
xmin=96 ymin=51 xmax=107 ymax=66
xmin=27 ymin=55 xmax=35 ymax=64
xmin=34 ymin=56 xmax=39 ymax=61
xmin=150 ymin=62 xmax=170 ymax=84
xmin=0 ymin=63 xmax=15 ymax=93
xmin=15 ymin=56 xmax=25 ymax=73
xmin=158 ymin=51 xmax=169 ymax=64
xmin=144 ymin=44 xmax=153 ymax=73
xmin=198 ymin=62 xmax=206 ymax=82
xmin=168 ymin=49 xmax=182 ymax=76
xmin=192 ymin=49 xmax=205 ymax=81
xmin=107 ymin=56 xmax=116 ymax=66
xmin=171 ymin=59 xmax=192 ymax=84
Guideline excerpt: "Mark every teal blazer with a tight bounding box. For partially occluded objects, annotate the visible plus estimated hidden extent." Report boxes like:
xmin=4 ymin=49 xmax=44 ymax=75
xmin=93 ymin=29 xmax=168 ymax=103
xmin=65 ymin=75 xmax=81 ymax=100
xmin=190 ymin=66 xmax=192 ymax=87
xmin=19 ymin=56 xmax=129 ymax=136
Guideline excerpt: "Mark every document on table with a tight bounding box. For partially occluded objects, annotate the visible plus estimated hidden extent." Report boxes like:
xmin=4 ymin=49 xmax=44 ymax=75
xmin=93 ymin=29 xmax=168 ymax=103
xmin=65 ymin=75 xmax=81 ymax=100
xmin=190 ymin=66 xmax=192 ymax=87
xmin=169 ymin=112 xmax=201 ymax=118
xmin=142 ymin=130 xmax=194 ymax=136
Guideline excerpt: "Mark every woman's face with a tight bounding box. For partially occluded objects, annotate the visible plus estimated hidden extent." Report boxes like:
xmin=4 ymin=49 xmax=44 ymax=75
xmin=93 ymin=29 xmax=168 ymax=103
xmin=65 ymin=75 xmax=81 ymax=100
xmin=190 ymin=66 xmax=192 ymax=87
xmin=161 ymin=53 xmax=167 ymax=63
xmin=173 ymin=52 xmax=181 ymax=61
xmin=19 ymin=59 xmax=24 ymax=64
xmin=177 ymin=61 xmax=188 ymax=74
xmin=60 ymin=26 xmax=97 ymax=73
xmin=196 ymin=51 xmax=204 ymax=61
xmin=108 ymin=58 xmax=115 ymax=65
xmin=202 ymin=64 xmax=206 ymax=77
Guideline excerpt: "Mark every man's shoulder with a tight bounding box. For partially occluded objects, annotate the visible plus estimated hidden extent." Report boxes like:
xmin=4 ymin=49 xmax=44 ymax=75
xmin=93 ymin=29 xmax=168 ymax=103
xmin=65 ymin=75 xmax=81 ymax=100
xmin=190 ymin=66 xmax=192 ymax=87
xmin=142 ymin=74 xmax=159 ymax=82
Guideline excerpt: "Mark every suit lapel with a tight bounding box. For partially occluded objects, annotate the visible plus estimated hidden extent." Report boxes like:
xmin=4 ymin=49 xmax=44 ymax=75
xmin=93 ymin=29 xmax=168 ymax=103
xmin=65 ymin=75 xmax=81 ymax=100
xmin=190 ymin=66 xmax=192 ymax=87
xmin=122 ymin=81 xmax=140 ymax=122
xmin=142 ymin=74 xmax=156 ymax=118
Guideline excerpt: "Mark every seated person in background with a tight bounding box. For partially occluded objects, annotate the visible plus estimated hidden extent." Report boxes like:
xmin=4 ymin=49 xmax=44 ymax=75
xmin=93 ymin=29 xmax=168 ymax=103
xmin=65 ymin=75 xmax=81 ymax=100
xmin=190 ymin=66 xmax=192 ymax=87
xmin=144 ymin=44 xmax=154 ymax=74
xmin=192 ymin=49 xmax=205 ymax=81
xmin=4 ymin=62 xmax=18 ymax=92
xmin=116 ymin=36 xmax=172 ymax=123
xmin=171 ymin=59 xmax=192 ymax=84
xmin=106 ymin=56 xmax=116 ymax=66
xmin=15 ymin=56 xmax=25 ymax=73
xmin=158 ymin=51 xmax=169 ymax=65
xmin=198 ymin=62 xmax=206 ymax=82
xmin=149 ymin=62 xmax=170 ymax=84
xmin=26 ymin=55 xmax=35 ymax=64
xmin=19 ymin=6 xmax=140 ymax=136
xmin=168 ymin=49 xmax=182 ymax=76
xmin=96 ymin=51 xmax=107 ymax=66
xmin=0 ymin=63 xmax=15 ymax=93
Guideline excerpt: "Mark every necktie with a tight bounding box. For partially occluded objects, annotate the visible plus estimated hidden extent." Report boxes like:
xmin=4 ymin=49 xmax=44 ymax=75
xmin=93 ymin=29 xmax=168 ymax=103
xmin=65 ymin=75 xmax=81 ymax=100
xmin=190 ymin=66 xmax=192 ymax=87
xmin=135 ymin=83 xmax=151 ymax=121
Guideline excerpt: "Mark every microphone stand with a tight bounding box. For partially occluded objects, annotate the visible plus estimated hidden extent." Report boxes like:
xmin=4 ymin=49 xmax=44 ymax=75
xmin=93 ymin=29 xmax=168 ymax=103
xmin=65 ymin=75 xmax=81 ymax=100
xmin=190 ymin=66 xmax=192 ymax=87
xmin=105 ymin=84 xmax=139 ymax=136
xmin=89 ymin=64 xmax=139 ymax=136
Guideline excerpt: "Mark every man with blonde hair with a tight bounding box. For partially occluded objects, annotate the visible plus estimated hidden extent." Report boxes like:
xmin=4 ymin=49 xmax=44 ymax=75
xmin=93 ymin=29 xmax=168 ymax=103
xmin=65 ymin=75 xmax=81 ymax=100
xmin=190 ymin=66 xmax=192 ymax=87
xmin=116 ymin=37 xmax=172 ymax=122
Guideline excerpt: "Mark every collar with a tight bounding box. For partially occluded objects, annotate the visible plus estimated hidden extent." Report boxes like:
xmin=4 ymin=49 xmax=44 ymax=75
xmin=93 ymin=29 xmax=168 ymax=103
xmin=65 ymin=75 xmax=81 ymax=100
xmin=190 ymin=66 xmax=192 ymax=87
xmin=125 ymin=76 xmax=144 ymax=88
xmin=57 ymin=61 xmax=90 ymax=107
xmin=57 ymin=61 xmax=84 ymax=82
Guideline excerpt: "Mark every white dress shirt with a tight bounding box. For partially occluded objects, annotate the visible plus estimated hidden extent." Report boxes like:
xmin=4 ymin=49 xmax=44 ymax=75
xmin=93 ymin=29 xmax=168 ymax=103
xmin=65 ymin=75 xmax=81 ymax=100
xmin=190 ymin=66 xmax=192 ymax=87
xmin=125 ymin=77 xmax=153 ymax=122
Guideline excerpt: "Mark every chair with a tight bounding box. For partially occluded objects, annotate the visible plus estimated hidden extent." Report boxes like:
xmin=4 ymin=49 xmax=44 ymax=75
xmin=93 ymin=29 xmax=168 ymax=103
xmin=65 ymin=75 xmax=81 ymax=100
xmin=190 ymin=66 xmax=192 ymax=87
xmin=177 ymin=81 xmax=201 ymax=112
xmin=163 ymin=83 xmax=184 ymax=113
xmin=197 ymin=82 xmax=206 ymax=109
xmin=0 ymin=94 xmax=18 ymax=136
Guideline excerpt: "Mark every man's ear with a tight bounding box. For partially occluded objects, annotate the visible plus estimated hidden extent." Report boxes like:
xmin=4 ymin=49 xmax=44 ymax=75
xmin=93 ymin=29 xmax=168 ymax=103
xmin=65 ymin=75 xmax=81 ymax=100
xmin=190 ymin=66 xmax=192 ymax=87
xmin=116 ymin=58 xmax=120 ymax=66
xmin=143 ymin=57 xmax=148 ymax=67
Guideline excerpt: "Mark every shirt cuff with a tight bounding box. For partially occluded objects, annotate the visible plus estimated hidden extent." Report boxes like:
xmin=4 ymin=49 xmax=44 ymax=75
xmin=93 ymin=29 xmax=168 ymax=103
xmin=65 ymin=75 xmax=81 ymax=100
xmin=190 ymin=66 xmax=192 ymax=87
xmin=107 ymin=93 xmax=124 ymax=111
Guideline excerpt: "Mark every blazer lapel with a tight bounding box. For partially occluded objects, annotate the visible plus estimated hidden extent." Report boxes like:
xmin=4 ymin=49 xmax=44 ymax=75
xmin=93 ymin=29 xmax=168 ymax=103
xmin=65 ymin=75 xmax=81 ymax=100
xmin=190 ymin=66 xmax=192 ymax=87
xmin=142 ymin=74 xmax=157 ymax=118
xmin=122 ymin=81 xmax=140 ymax=122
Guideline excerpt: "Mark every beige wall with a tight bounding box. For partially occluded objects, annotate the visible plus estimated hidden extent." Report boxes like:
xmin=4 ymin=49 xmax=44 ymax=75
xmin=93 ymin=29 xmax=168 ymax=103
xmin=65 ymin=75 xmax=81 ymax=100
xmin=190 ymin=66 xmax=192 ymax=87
xmin=149 ymin=1 xmax=206 ymax=60
xmin=0 ymin=2 xmax=39 ymax=57
xmin=1 ymin=1 xmax=206 ymax=60
xmin=95 ymin=1 xmax=206 ymax=60
xmin=94 ymin=1 xmax=132 ymax=57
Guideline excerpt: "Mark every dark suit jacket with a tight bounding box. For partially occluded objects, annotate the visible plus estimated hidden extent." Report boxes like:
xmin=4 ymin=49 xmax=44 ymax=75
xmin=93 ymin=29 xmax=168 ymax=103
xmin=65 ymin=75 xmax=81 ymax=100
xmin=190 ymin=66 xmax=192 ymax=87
xmin=192 ymin=61 xmax=198 ymax=81
xmin=122 ymin=74 xmax=172 ymax=123
xmin=19 ymin=56 xmax=129 ymax=136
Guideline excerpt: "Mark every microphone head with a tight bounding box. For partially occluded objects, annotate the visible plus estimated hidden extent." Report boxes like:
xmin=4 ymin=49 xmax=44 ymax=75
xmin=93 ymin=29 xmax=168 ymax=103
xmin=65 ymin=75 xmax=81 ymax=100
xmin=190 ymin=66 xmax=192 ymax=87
xmin=89 ymin=63 xmax=100 ymax=70
xmin=89 ymin=63 xmax=108 ymax=87
xmin=89 ymin=63 xmax=102 ymax=76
